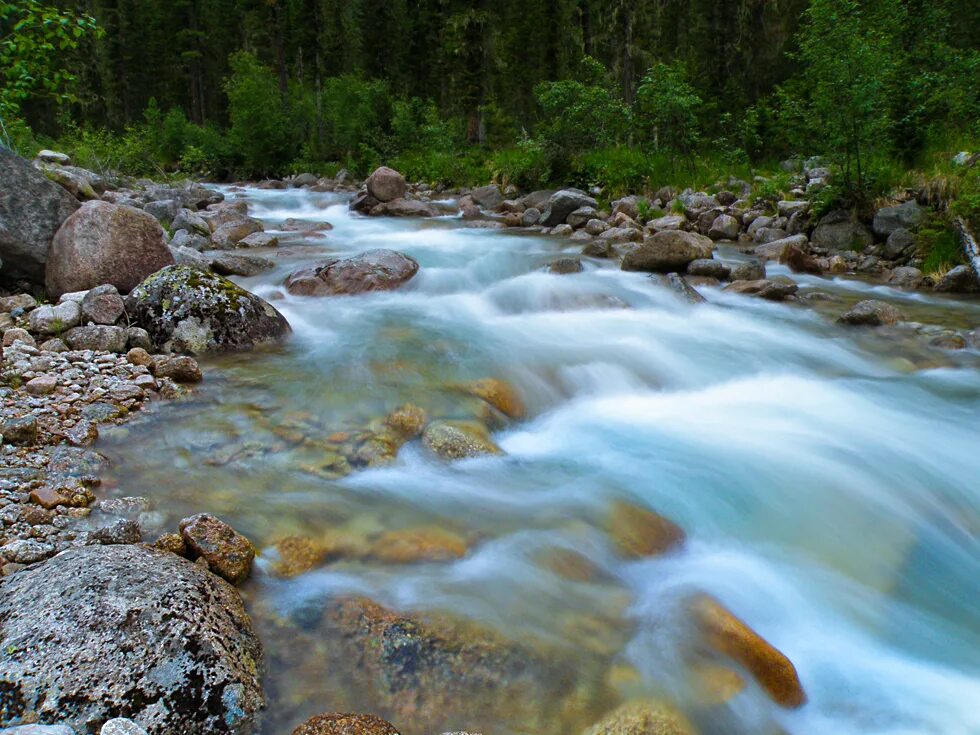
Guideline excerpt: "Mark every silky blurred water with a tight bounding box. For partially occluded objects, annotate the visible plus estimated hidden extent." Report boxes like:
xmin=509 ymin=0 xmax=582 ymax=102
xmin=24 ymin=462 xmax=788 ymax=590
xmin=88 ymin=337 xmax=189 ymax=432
xmin=99 ymin=188 xmax=980 ymax=735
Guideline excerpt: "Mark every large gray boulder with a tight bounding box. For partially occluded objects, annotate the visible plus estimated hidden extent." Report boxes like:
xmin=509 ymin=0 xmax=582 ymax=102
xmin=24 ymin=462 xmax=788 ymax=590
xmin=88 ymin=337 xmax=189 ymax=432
xmin=621 ymin=231 xmax=713 ymax=273
xmin=45 ymin=202 xmax=174 ymax=299
xmin=127 ymin=265 xmax=290 ymax=354
xmin=284 ymin=249 xmax=419 ymax=296
xmin=811 ymin=210 xmax=873 ymax=251
xmin=366 ymin=167 xmax=407 ymax=203
xmin=538 ymin=190 xmax=598 ymax=227
xmin=0 ymin=544 xmax=263 ymax=734
xmin=872 ymin=200 xmax=923 ymax=238
xmin=0 ymin=148 xmax=80 ymax=283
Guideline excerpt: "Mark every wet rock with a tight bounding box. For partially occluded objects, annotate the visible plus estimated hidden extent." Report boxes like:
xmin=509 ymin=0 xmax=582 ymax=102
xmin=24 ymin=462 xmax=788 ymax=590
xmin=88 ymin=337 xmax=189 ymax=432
xmin=422 ymin=420 xmax=503 ymax=460
xmin=724 ymin=278 xmax=798 ymax=301
xmin=238 ymin=232 xmax=279 ymax=249
xmin=285 ymin=250 xmax=419 ymax=297
xmin=211 ymin=217 xmax=264 ymax=249
xmin=27 ymin=300 xmax=81 ymax=335
xmin=730 ymin=259 xmax=766 ymax=282
xmin=582 ymin=700 xmax=694 ymax=735
xmin=291 ymin=713 xmax=399 ymax=735
xmin=872 ymin=200 xmax=923 ymax=238
xmin=154 ymin=532 xmax=187 ymax=556
xmin=80 ymin=284 xmax=125 ymax=325
xmin=458 ymin=377 xmax=525 ymax=419
xmin=753 ymin=234 xmax=809 ymax=261
xmin=153 ymin=355 xmax=203 ymax=383
xmin=127 ymin=265 xmax=290 ymax=354
xmin=780 ymin=244 xmax=822 ymax=275
xmin=622 ymin=231 xmax=713 ymax=274
xmin=370 ymin=198 xmax=438 ymax=217
xmin=370 ymin=527 xmax=468 ymax=564
xmin=88 ymin=518 xmax=141 ymax=545
xmin=64 ymin=325 xmax=128 ymax=353
xmin=384 ymin=403 xmax=427 ymax=440
xmin=837 ymin=299 xmax=905 ymax=326
xmin=350 ymin=190 xmax=381 ymax=214
xmin=367 ymin=167 xmax=407 ymax=203
xmin=708 ymin=214 xmax=740 ymax=240
xmin=0 ymin=148 xmax=80 ymax=284
xmin=933 ymin=264 xmax=980 ymax=293
xmin=46 ymin=202 xmax=174 ymax=298
xmin=208 ymin=252 xmax=274 ymax=277
xmin=886 ymin=266 xmax=924 ymax=289
xmin=583 ymin=240 xmax=616 ymax=258
xmin=686 ymin=259 xmax=731 ymax=280
xmin=539 ymin=190 xmax=598 ymax=228
xmin=469 ymin=185 xmax=504 ymax=210
xmin=270 ymin=536 xmax=331 ymax=578
xmin=690 ymin=595 xmax=806 ymax=708
xmin=282 ymin=218 xmax=333 ymax=232
xmin=548 ymin=258 xmax=584 ymax=274
xmin=179 ymin=513 xmax=255 ymax=585
xmin=656 ymin=273 xmax=706 ymax=304
xmin=0 ymin=544 xmax=263 ymax=733
xmin=607 ymin=501 xmax=686 ymax=558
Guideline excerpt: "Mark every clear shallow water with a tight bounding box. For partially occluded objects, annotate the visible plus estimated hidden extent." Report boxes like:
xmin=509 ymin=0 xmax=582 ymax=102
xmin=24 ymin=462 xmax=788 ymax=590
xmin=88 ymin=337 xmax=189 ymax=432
xmin=100 ymin=188 xmax=980 ymax=735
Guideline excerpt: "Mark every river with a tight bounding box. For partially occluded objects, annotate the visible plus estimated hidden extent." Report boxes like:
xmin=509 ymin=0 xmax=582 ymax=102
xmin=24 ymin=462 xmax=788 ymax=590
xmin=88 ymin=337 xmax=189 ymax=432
xmin=98 ymin=187 xmax=980 ymax=735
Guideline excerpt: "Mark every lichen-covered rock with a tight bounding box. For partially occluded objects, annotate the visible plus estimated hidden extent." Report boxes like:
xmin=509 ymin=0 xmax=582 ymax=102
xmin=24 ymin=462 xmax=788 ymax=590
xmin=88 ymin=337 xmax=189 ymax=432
xmin=45 ymin=202 xmax=174 ymax=298
xmin=0 ymin=148 xmax=80 ymax=284
xmin=291 ymin=713 xmax=399 ymax=735
xmin=0 ymin=544 xmax=263 ymax=733
xmin=422 ymin=420 xmax=503 ymax=460
xmin=284 ymin=250 xmax=419 ymax=297
xmin=127 ymin=265 xmax=290 ymax=354
xmin=179 ymin=513 xmax=255 ymax=585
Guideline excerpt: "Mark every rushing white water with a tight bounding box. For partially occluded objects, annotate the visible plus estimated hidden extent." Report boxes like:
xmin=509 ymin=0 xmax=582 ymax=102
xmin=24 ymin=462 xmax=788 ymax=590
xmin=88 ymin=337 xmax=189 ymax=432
xmin=101 ymin=187 xmax=980 ymax=735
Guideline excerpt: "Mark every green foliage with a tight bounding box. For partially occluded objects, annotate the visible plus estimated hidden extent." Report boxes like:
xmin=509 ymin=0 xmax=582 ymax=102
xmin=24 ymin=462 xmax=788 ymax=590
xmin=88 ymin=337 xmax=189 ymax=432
xmin=750 ymin=172 xmax=793 ymax=208
xmin=487 ymin=141 xmax=552 ymax=191
xmin=0 ymin=0 xmax=100 ymax=117
xmin=634 ymin=61 xmax=703 ymax=158
xmin=917 ymin=215 xmax=965 ymax=275
xmin=224 ymin=51 xmax=294 ymax=176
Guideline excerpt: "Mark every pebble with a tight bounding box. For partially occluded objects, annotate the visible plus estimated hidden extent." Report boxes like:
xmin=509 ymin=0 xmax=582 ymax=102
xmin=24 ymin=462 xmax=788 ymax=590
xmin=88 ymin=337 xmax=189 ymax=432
xmin=100 ymin=719 xmax=148 ymax=735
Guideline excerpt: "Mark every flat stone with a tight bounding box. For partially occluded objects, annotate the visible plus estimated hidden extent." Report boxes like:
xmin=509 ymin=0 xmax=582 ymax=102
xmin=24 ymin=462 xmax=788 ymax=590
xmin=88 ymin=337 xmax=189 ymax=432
xmin=25 ymin=375 xmax=58 ymax=395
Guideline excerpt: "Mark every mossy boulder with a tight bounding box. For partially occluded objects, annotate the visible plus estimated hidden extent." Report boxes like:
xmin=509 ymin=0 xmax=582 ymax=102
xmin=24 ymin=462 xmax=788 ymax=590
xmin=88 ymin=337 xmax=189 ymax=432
xmin=127 ymin=265 xmax=290 ymax=354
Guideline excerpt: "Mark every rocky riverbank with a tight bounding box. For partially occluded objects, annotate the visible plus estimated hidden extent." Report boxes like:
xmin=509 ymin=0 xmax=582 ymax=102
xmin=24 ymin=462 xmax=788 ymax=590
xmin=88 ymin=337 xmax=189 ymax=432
xmin=1 ymin=146 xmax=978 ymax=735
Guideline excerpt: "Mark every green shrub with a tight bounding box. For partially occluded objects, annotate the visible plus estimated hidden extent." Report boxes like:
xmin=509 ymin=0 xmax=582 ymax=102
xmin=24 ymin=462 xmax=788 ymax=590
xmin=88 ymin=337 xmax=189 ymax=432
xmin=224 ymin=51 xmax=294 ymax=176
xmin=917 ymin=215 xmax=965 ymax=275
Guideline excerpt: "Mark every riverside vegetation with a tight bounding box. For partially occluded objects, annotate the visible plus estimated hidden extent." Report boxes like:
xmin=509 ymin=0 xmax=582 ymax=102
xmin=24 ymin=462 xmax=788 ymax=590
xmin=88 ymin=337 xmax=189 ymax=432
xmin=1 ymin=2 xmax=979 ymax=735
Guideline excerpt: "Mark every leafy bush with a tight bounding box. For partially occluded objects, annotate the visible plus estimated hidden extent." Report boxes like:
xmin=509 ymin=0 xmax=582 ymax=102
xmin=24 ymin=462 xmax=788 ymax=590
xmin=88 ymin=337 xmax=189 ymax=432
xmin=634 ymin=61 xmax=703 ymax=159
xmin=224 ymin=51 xmax=294 ymax=176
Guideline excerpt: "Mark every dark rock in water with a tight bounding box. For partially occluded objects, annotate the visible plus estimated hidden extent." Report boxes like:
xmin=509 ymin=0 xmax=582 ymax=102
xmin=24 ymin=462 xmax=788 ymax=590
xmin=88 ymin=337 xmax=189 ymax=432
xmin=837 ymin=299 xmax=905 ymax=326
xmin=285 ymin=249 xmax=419 ymax=297
xmin=366 ymin=167 xmax=407 ymax=203
xmin=208 ymin=252 xmax=275 ymax=277
xmin=0 ymin=147 xmax=80 ymax=284
xmin=607 ymin=500 xmax=686 ymax=558
xmin=349 ymin=190 xmax=380 ymax=214
xmin=621 ymin=231 xmax=713 ymax=273
xmin=655 ymin=273 xmax=706 ymax=304
xmin=886 ymin=266 xmax=924 ymax=289
xmin=547 ymin=258 xmax=584 ymax=274
xmin=153 ymin=355 xmax=203 ymax=383
xmin=686 ymin=258 xmax=731 ymax=280
xmin=724 ymin=278 xmax=798 ymax=301
xmin=582 ymin=240 xmax=616 ymax=258
xmin=780 ymin=244 xmax=822 ymax=275
xmin=0 ymin=544 xmax=263 ymax=734
xmin=933 ymin=264 xmax=980 ymax=293
xmin=46 ymin=202 xmax=175 ymax=298
xmin=538 ymin=189 xmax=598 ymax=228
xmin=179 ymin=513 xmax=255 ymax=585
xmin=127 ymin=265 xmax=290 ymax=354
xmin=469 ymin=184 xmax=504 ymax=210
xmin=730 ymin=259 xmax=766 ymax=281
xmin=369 ymin=198 xmax=438 ymax=217
xmin=291 ymin=713 xmax=399 ymax=735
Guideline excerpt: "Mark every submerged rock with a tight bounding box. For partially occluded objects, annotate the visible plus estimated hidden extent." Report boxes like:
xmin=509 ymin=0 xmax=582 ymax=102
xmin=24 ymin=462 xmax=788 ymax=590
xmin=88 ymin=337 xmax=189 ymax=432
xmin=422 ymin=420 xmax=503 ymax=460
xmin=690 ymin=594 xmax=806 ymax=709
xmin=369 ymin=527 xmax=468 ymax=564
xmin=285 ymin=249 xmax=419 ymax=296
xmin=291 ymin=713 xmax=399 ymax=735
xmin=457 ymin=378 xmax=525 ymax=420
xmin=127 ymin=265 xmax=290 ymax=354
xmin=0 ymin=544 xmax=263 ymax=734
xmin=179 ymin=513 xmax=255 ymax=585
xmin=582 ymin=700 xmax=694 ymax=735
xmin=837 ymin=299 xmax=905 ymax=326
xmin=724 ymin=278 xmax=798 ymax=301
xmin=607 ymin=501 xmax=686 ymax=558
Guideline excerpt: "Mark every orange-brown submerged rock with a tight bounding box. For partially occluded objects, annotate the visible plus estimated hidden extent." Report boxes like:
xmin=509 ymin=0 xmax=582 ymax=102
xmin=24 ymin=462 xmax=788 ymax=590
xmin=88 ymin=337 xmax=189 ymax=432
xmin=607 ymin=501 xmax=686 ymax=558
xmin=690 ymin=595 xmax=806 ymax=709
xmin=369 ymin=527 xmax=468 ymax=564
xmin=458 ymin=377 xmax=526 ymax=419
xmin=291 ymin=712 xmax=400 ymax=735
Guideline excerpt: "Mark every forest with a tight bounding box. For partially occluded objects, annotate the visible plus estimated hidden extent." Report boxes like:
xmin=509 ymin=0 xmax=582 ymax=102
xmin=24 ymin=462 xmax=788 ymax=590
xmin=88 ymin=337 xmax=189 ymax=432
xmin=3 ymin=0 xmax=980 ymax=207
